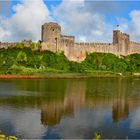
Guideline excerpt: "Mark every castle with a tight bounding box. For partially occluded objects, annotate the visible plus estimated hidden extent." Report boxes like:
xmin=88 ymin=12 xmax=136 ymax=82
xmin=41 ymin=22 xmax=140 ymax=61
xmin=0 ymin=22 xmax=140 ymax=62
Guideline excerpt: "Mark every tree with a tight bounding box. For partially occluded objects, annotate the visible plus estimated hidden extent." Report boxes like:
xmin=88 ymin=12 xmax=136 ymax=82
xmin=17 ymin=51 xmax=27 ymax=63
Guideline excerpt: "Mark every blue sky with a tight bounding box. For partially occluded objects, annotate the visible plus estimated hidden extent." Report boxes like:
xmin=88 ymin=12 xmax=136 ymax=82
xmin=0 ymin=0 xmax=140 ymax=42
xmin=9 ymin=1 xmax=140 ymax=24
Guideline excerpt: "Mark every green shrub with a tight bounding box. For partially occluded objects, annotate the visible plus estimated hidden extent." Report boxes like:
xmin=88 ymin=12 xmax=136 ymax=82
xmin=0 ymin=44 xmax=139 ymax=74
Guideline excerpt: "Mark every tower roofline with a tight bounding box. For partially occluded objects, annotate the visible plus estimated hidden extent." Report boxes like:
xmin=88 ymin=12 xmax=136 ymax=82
xmin=43 ymin=22 xmax=60 ymax=26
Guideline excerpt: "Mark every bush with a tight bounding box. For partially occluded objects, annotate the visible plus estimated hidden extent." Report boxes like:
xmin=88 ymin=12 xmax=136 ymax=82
xmin=0 ymin=44 xmax=139 ymax=74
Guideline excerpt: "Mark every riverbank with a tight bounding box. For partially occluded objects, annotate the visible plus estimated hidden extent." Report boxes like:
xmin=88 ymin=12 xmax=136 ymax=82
xmin=0 ymin=72 xmax=139 ymax=79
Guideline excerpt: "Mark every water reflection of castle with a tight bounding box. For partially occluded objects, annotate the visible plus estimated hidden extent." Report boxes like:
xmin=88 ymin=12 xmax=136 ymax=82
xmin=41 ymin=80 xmax=86 ymax=125
xmin=41 ymin=78 xmax=137 ymax=126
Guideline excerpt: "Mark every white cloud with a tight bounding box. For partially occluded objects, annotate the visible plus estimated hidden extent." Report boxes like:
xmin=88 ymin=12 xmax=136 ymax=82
xmin=116 ymin=18 xmax=129 ymax=32
xmin=53 ymin=0 xmax=113 ymax=42
xmin=116 ymin=10 xmax=140 ymax=42
xmin=53 ymin=0 xmax=140 ymax=43
xmin=129 ymin=10 xmax=140 ymax=41
xmin=54 ymin=109 xmax=110 ymax=139
xmin=79 ymin=36 xmax=87 ymax=42
xmin=0 ymin=26 xmax=11 ymax=40
xmin=0 ymin=0 xmax=51 ymax=42
xmin=0 ymin=107 xmax=46 ymax=139
xmin=130 ymin=107 xmax=140 ymax=130
xmin=1 ymin=0 xmax=140 ymax=43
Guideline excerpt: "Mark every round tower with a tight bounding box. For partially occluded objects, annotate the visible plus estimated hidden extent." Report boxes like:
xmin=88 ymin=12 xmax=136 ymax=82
xmin=41 ymin=22 xmax=61 ymax=50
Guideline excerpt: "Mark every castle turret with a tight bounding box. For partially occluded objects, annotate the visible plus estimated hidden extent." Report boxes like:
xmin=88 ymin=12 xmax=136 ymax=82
xmin=41 ymin=22 xmax=61 ymax=51
xmin=113 ymin=30 xmax=130 ymax=56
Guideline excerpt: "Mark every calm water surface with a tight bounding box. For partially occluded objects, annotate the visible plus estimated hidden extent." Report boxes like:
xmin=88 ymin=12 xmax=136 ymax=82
xmin=0 ymin=78 xmax=140 ymax=139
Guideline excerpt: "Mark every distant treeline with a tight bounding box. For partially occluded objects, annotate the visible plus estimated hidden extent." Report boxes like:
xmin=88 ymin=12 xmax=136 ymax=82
xmin=0 ymin=44 xmax=139 ymax=75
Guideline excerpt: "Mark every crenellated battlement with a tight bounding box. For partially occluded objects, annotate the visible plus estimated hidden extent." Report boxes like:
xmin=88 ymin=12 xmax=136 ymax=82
xmin=130 ymin=41 xmax=140 ymax=46
xmin=0 ymin=42 xmax=16 ymax=48
xmin=75 ymin=42 xmax=112 ymax=46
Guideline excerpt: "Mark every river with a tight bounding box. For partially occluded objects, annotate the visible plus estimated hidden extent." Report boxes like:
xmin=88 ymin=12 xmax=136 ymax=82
xmin=0 ymin=78 xmax=140 ymax=139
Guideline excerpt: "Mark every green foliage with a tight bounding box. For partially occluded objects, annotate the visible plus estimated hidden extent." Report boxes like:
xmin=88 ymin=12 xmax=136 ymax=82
xmin=17 ymin=51 xmax=27 ymax=63
xmin=93 ymin=132 xmax=101 ymax=140
xmin=0 ymin=45 xmax=139 ymax=75
xmin=124 ymin=53 xmax=140 ymax=72
xmin=0 ymin=134 xmax=18 ymax=140
xmin=69 ymin=62 xmax=83 ymax=72
xmin=14 ymin=42 xmax=24 ymax=48
xmin=102 ymin=53 xmax=119 ymax=70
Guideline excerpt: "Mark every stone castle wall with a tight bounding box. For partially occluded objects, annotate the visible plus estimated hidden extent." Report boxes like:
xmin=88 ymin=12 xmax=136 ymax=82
xmin=129 ymin=41 xmax=140 ymax=54
xmin=40 ymin=22 xmax=140 ymax=61
xmin=0 ymin=22 xmax=140 ymax=62
xmin=70 ymin=43 xmax=118 ymax=61
xmin=0 ymin=40 xmax=32 ymax=49
xmin=59 ymin=35 xmax=75 ymax=58
xmin=0 ymin=42 xmax=16 ymax=49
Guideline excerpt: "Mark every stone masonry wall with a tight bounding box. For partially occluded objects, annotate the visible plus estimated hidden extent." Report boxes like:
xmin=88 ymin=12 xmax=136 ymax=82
xmin=129 ymin=41 xmax=140 ymax=54
xmin=59 ymin=35 xmax=75 ymax=58
xmin=66 ymin=30 xmax=140 ymax=61
xmin=0 ymin=42 xmax=16 ymax=49
xmin=1 ymin=22 xmax=140 ymax=62
xmin=40 ymin=22 xmax=140 ymax=62
xmin=68 ymin=43 xmax=117 ymax=61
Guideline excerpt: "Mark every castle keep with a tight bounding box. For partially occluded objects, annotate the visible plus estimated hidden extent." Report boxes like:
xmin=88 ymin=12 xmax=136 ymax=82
xmin=41 ymin=22 xmax=140 ymax=61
